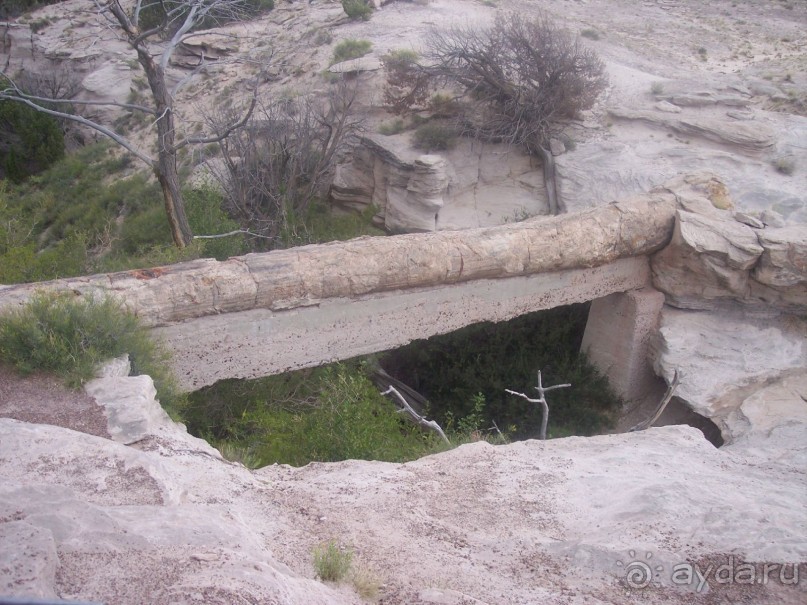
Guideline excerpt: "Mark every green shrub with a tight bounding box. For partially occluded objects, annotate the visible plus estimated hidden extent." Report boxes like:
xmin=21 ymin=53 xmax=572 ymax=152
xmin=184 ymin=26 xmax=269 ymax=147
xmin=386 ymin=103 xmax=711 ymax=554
xmin=313 ymin=540 xmax=353 ymax=582
xmin=117 ymin=204 xmax=174 ymax=255
xmin=0 ymin=0 xmax=63 ymax=20
xmin=341 ymin=0 xmax=373 ymax=21
xmin=412 ymin=121 xmax=458 ymax=151
xmin=331 ymin=38 xmax=373 ymax=65
xmin=773 ymin=156 xmax=795 ymax=175
xmin=0 ymin=292 xmax=181 ymax=412
xmin=381 ymin=304 xmax=622 ymax=439
xmin=378 ymin=118 xmax=406 ymax=135
xmin=278 ymin=202 xmax=383 ymax=249
xmin=0 ymin=99 xmax=65 ymax=182
xmin=384 ymin=49 xmax=419 ymax=63
xmin=137 ymin=0 xmax=273 ymax=37
xmin=184 ymin=361 xmax=441 ymax=467
xmin=580 ymin=28 xmax=601 ymax=40
xmin=185 ymin=186 xmax=247 ymax=260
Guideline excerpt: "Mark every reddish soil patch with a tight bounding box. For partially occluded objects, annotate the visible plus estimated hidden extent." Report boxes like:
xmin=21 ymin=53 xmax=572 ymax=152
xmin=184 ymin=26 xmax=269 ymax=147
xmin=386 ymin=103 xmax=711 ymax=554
xmin=0 ymin=364 xmax=110 ymax=438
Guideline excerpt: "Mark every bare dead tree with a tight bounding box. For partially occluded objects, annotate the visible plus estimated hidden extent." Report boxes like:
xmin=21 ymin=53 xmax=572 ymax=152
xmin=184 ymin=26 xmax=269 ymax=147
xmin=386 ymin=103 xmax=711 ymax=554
xmin=506 ymin=369 xmax=571 ymax=440
xmin=210 ymin=79 xmax=362 ymax=246
xmin=384 ymin=12 xmax=607 ymax=214
xmin=15 ymin=67 xmax=89 ymax=147
xmin=0 ymin=1 xmax=261 ymax=247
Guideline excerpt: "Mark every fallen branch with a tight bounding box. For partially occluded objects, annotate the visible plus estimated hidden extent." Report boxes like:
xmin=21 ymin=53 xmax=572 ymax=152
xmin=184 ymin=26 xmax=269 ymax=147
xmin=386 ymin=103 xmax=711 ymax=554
xmin=629 ymin=369 xmax=681 ymax=432
xmin=193 ymin=229 xmax=273 ymax=240
xmin=382 ymin=385 xmax=450 ymax=445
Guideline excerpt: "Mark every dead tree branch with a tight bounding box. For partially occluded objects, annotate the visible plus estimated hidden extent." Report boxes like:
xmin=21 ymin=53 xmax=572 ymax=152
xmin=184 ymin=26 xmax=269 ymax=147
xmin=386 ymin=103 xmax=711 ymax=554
xmin=506 ymin=370 xmax=571 ymax=440
xmin=629 ymin=370 xmax=681 ymax=432
xmin=382 ymin=386 xmax=450 ymax=445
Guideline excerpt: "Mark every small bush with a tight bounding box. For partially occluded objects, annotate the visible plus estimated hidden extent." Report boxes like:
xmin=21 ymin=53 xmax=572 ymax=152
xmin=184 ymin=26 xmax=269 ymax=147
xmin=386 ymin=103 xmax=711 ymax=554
xmin=382 ymin=49 xmax=430 ymax=114
xmin=313 ymin=540 xmax=353 ymax=582
xmin=331 ymin=38 xmax=373 ymax=65
xmin=412 ymin=121 xmax=458 ymax=151
xmin=0 ymin=293 xmax=180 ymax=411
xmin=0 ymin=98 xmax=65 ymax=182
xmin=216 ymin=442 xmax=262 ymax=469
xmin=650 ymin=81 xmax=664 ymax=95
xmin=0 ymin=0 xmax=62 ymax=20
xmin=378 ymin=118 xmax=406 ymax=135
xmin=184 ymin=361 xmax=440 ymax=467
xmin=313 ymin=28 xmax=333 ymax=46
xmin=428 ymin=93 xmax=460 ymax=117
xmin=580 ymin=28 xmax=601 ymax=40
xmin=185 ymin=186 xmax=247 ymax=260
xmin=28 ymin=18 xmax=52 ymax=33
xmin=559 ymin=132 xmax=576 ymax=151
xmin=341 ymin=0 xmax=373 ymax=21
xmin=348 ymin=566 xmax=381 ymax=600
xmin=773 ymin=156 xmax=795 ymax=175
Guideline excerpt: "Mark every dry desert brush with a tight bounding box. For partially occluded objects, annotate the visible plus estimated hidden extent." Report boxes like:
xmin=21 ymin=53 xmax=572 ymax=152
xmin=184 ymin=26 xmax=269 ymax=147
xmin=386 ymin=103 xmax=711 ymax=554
xmin=423 ymin=12 xmax=607 ymax=153
xmin=209 ymin=80 xmax=362 ymax=246
xmin=384 ymin=13 xmax=607 ymax=213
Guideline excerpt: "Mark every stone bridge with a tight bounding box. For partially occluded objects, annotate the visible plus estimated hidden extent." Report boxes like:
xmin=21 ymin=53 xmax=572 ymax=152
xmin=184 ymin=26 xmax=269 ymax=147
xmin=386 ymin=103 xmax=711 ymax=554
xmin=2 ymin=173 xmax=802 ymax=403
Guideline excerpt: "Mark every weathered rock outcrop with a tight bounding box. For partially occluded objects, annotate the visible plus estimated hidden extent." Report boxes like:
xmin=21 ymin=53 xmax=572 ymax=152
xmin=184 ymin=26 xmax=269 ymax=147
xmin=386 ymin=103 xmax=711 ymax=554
xmin=651 ymin=175 xmax=807 ymax=312
xmin=331 ymin=135 xmax=550 ymax=232
xmin=0 ymin=363 xmax=360 ymax=604
xmin=646 ymin=174 xmax=807 ymax=428
xmin=609 ymin=108 xmax=776 ymax=155
xmin=651 ymin=306 xmax=807 ymax=421
xmin=1 ymin=360 xmax=805 ymax=604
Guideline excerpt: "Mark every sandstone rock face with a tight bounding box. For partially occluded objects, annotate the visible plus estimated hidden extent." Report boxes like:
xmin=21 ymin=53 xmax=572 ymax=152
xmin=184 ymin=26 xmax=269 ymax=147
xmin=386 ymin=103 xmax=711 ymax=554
xmin=651 ymin=306 xmax=807 ymax=422
xmin=1 ymin=363 xmax=804 ymax=604
xmin=84 ymin=355 xmax=177 ymax=445
xmin=331 ymin=135 xmax=549 ymax=231
xmin=640 ymin=173 xmax=807 ymax=432
xmin=651 ymin=175 xmax=807 ymax=312
xmin=609 ymin=108 xmax=776 ymax=155
xmin=723 ymin=372 xmax=807 ymax=454
xmin=0 ymin=387 xmax=359 ymax=604
xmin=385 ymin=154 xmax=447 ymax=232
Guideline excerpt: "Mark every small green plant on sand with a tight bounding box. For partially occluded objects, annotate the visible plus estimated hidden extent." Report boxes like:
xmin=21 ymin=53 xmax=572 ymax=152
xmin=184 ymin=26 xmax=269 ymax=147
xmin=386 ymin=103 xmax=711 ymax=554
xmin=313 ymin=540 xmax=353 ymax=582
xmin=342 ymin=0 xmax=373 ymax=21
xmin=331 ymin=38 xmax=372 ymax=65
xmin=773 ymin=156 xmax=795 ymax=175
xmin=378 ymin=118 xmax=405 ymax=135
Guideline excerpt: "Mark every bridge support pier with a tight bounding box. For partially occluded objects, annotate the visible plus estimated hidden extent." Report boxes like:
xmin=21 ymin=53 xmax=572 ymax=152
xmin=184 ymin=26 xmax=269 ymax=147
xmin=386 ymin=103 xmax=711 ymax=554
xmin=581 ymin=288 xmax=665 ymax=404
